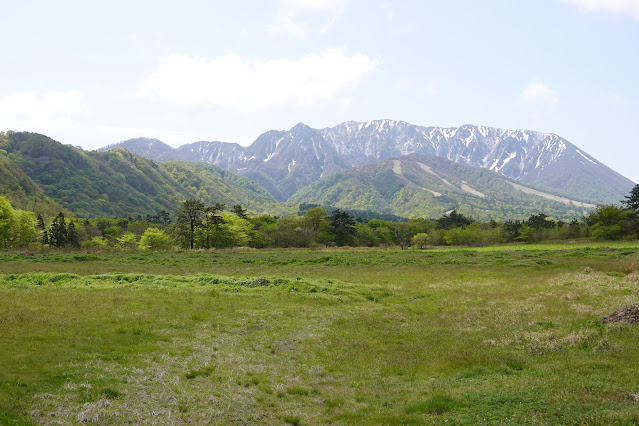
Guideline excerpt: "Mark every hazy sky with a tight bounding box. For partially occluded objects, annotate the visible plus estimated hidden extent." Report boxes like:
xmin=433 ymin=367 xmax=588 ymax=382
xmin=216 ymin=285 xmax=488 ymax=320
xmin=1 ymin=0 xmax=637 ymax=182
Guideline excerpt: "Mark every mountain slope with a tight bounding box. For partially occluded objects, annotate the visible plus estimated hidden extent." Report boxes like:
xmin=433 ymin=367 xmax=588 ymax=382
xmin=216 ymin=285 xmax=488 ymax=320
xmin=0 ymin=134 xmax=65 ymax=215
xmin=102 ymin=120 xmax=633 ymax=205
xmin=2 ymin=132 xmax=276 ymax=217
xmin=289 ymin=153 xmax=596 ymax=220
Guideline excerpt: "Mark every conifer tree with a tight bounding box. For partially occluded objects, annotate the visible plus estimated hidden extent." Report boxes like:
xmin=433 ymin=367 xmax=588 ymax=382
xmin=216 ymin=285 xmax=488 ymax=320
xmin=48 ymin=212 xmax=68 ymax=248
xmin=36 ymin=213 xmax=49 ymax=245
xmin=623 ymin=184 xmax=639 ymax=210
xmin=177 ymin=199 xmax=204 ymax=249
xmin=329 ymin=209 xmax=356 ymax=246
xmin=67 ymin=221 xmax=80 ymax=248
xmin=232 ymin=204 xmax=248 ymax=219
xmin=36 ymin=213 xmax=46 ymax=230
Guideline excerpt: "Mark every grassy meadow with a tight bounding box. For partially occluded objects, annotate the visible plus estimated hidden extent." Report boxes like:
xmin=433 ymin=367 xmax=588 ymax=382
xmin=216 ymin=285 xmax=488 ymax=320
xmin=1 ymin=242 xmax=639 ymax=424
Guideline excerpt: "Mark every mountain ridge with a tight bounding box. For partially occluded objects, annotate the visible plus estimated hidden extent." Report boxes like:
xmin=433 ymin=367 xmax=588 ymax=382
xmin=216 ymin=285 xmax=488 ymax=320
xmin=101 ymin=120 xmax=633 ymax=204
xmin=0 ymin=129 xmax=620 ymax=221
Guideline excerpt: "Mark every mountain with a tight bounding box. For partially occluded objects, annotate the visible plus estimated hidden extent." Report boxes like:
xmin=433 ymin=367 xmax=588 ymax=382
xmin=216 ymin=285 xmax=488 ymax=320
xmin=1 ymin=132 xmax=276 ymax=218
xmin=104 ymin=120 xmax=634 ymax=204
xmin=289 ymin=153 xmax=596 ymax=221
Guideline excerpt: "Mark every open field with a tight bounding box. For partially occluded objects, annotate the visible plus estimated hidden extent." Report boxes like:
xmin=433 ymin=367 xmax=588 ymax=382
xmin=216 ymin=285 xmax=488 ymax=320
xmin=1 ymin=242 xmax=639 ymax=424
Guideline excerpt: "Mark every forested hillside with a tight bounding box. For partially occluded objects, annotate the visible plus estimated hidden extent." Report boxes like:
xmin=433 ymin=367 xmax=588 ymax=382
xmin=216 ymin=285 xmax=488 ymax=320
xmin=290 ymin=153 xmax=596 ymax=221
xmin=0 ymin=132 xmax=66 ymax=215
xmin=0 ymin=132 xmax=276 ymax=218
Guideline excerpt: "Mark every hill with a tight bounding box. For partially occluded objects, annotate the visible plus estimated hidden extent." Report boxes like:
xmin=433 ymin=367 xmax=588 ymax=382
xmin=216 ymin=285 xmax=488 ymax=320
xmin=289 ymin=153 xmax=596 ymax=220
xmin=0 ymin=132 xmax=66 ymax=215
xmin=1 ymin=132 xmax=276 ymax=217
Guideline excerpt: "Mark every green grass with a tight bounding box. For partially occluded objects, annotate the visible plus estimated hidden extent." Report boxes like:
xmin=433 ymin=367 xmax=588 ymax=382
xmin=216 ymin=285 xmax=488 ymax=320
xmin=1 ymin=242 xmax=638 ymax=423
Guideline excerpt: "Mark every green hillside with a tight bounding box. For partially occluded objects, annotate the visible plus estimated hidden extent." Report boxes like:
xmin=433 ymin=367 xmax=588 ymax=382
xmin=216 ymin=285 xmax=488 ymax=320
xmin=158 ymin=162 xmax=276 ymax=210
xmin=289 ymin=153 xmax=596 ymax=221
xmin=0 ymin=132 xmax=65 ymax=215
xmin=0 ymin=132 xmax=276 ymax=218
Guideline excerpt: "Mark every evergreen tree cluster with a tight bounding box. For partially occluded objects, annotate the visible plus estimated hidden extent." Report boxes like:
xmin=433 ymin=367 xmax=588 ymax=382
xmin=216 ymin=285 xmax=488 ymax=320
xmin=41 ymin=212 xmax=80 ymax=248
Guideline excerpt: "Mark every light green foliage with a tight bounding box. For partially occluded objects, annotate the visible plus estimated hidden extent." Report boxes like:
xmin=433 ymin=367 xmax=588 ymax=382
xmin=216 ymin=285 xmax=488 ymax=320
xmin=10 ymin=210 xmax=36 ymax=248
xmin=138 ymin=227 xmax=169 ymax=250
xmin=0 ymin=196 xmax=12 ymax=248
xmin=517 ymin=225 xmax=536 ymax=242
xmin=116 ymin=232 xmax=139 ymax=249
xmin=303 ymin=207 xmax=327 ymax=233
xmin=82 ymin=236 xmax=108 ymax=250
xmin=217 ymin=212 xmax=251 ymax=247
xmin=412 ymin=232 xmax=429 ymax=249
xmin=0 ymin=196 xmax=36 ymax=248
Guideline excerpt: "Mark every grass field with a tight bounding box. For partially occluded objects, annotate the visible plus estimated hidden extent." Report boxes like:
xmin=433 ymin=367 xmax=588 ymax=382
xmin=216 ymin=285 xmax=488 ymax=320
xmin=1 ymin=242 xmax=639 ymax=424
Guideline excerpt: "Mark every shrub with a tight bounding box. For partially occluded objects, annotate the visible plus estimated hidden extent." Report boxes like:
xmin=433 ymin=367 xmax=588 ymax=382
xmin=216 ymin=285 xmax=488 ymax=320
xmin=116 ymin=232 xmax=138 ymax=249
xmin=139 ymin=227 xmax=170 ymax=250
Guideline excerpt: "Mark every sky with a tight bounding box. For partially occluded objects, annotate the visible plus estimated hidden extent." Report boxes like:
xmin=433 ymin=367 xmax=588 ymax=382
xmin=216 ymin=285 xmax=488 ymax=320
xmin=1 ymin=0 xmax=638 ymax=182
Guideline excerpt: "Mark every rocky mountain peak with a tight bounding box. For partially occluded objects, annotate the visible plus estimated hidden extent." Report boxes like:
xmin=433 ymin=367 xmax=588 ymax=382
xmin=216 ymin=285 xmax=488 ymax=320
xmin=100 ymin=120 xmax=634 ymax=205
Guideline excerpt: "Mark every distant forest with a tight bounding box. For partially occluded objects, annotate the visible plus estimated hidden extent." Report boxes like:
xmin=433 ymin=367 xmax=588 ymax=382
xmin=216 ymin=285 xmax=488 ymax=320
xmin=2 ymin=184 xmax=638 ymax=251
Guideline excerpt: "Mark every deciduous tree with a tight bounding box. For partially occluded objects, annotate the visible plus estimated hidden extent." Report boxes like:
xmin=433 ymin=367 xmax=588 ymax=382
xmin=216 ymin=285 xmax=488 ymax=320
xmin=139 ymin=227 xmax=170 ymax=250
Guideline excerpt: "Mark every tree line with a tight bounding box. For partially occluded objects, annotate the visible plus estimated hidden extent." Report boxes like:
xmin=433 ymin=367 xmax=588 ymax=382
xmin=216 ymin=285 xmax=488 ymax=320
xmin=1 ymin=184 xmax=638 ymax=251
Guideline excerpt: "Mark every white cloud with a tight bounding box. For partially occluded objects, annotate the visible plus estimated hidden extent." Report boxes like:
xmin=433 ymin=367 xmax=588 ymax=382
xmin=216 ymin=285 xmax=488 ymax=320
xmin=138 ymin=49 xmax=377 ymax=111
xmin=562 ymin=0 xmax=639 ymax=18
xmin=521 ymin=79 xmax=559 ymax=105
xmin=0 ymin=90 xmax=90 ymax=131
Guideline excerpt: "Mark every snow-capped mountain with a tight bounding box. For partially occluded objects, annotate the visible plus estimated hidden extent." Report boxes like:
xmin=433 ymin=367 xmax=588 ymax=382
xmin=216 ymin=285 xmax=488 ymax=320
xmin=102 ymin=120 xmax=634 ymax=203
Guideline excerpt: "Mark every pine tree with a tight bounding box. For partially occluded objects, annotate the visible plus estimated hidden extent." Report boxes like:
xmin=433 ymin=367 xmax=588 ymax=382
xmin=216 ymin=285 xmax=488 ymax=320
xmin=177 ymin=199 xmax=205 ymax=249
xmin=623 ymin=184 xmax=639 ymax=210
xmin=49 ymin=212 xmax=68 ymax=248
xmin=232 ymin=204 xmax=248 ymax=219
xmin=203 ymin=203 xmax=226 ymax=249
xmin=36 ymin=213 xmax=46 ymax=230
xmin=329 ymin=209 xmax=356 ymax=246
xmin=67 ymin=221 xmax=80 ymax=248
xmin=36 ymin=213 xmax=49 ymax=245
